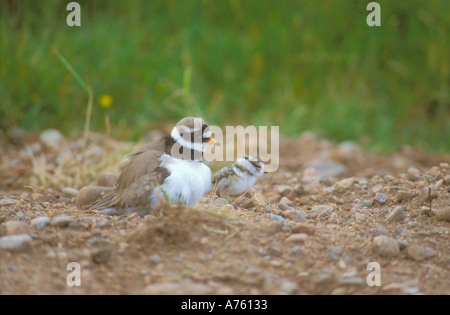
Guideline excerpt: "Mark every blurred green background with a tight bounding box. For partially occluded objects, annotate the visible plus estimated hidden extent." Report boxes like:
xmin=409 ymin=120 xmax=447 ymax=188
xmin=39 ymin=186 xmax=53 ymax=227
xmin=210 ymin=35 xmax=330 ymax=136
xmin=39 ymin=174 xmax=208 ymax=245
xmin=1 ymin=0 xmax=449 ymax=151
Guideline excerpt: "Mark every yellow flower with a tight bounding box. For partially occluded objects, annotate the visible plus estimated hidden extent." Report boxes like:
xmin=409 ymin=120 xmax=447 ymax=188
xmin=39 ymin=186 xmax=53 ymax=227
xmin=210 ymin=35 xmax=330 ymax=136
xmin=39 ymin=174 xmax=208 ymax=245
xmin=99 ymin=94 xmax=113 ymax=108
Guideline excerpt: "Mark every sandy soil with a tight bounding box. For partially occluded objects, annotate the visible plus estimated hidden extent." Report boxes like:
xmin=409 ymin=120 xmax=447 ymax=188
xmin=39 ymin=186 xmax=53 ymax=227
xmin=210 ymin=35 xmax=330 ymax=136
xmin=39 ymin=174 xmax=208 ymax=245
xmin=0 ymin=131 xmax=449 ymax=295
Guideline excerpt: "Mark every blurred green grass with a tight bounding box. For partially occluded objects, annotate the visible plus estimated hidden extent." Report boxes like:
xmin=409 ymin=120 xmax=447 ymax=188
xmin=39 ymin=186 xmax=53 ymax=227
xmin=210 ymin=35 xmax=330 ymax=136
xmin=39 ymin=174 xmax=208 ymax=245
xmin=1 ymin=0 xmax=449 ymax=152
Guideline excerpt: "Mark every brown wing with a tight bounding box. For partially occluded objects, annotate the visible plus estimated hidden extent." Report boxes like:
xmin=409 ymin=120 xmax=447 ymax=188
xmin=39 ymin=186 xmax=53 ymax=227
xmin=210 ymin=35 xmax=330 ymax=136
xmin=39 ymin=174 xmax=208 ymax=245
xmin=90 ymin=138 xmax=170 ymax=210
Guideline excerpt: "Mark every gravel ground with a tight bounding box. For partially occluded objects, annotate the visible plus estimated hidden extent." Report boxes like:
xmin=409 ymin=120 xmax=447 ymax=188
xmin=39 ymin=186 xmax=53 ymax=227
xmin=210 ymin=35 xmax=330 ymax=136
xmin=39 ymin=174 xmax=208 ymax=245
xmin=0 ymin=131 xmax=449 ymax=295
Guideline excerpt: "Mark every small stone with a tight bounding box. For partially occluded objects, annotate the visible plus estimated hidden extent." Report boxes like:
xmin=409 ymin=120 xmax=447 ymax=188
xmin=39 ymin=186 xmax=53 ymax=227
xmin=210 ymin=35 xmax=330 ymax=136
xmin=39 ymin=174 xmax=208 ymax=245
xmin=62 ymin=187 xmax=79 ymax=198
xmin=1 ymin=221 xmax=30 ymax=236
xmin=407 ymin=245 xmax=436 ymax=261
xmin=40 ymin=129 xmax=63 ymax=150
xmin=31 ymin=193 xmax=44 ymax=201
xmin=277 ymin=185 xmax=292 ymax=196
xmin=386 ymin=206 xmax=405 ymax=223
xmin=292 ymin=245 xmax=303 ymax=258
xmin=141 ymin=280 xmax=213 ymax=295
xmin=374 ymin=193 xmax=388 ymax=204
xmin=396 ymin=190 xmax=413 ymax=203
xmin=361 ymin=200 xmax=373 ymax=207
xmin=151 ymin=255 xmax=162 ymax=264
xmin=372 ymin=235 xmax=399 ymax=258
xmin=97 ymin=173 xmax=119 ymax=188
xmin=262 ymin=221 xmax=284 ymax=235
xmin=284 ymin=233 xmax=308 ymax=244
xmin=328 ymin=245 xmax=344 ymax=257
xmin=266 ymin=214 xmax=286 ymax=222
xmin=96 ymin=218 xmax=111 ymax=229
xmin=408 ymin=221 xmax=418 ymax=229
xmin=30 ymin=216 xmax=50 ymax=230
xmin=339 ymin=278 xmax=365 ymax=286
xmin=311 ymin=205 xmax=333 ymax=220
xmin=279 ymin=280 xmax=299 ymax=294
xmin=0 ymin=198 xmax=19 ymax=207
xmin=333 ymin=177 xmax=359 ymax=192
xmin=283 ymin=210 xmax=308 ymax=222
xmin=373 ymin=225 xmax=388 ymax=236
xmin=279 ymin=196 xmax=292 ymax=206
xmin=418 ymin=187 xmax=437 ymax=204
xmin=444 ymin=175 xmax=450 ymax=186
xmin=51 ymin=214 xmax=73 ymax=228
xmin=76 ymin=186 xmax=113 ymax=209
xmin=0 ymin=234 xmax=32 ymax=252
xmin=291 ymin=223 xmax=315 ymax=235
xmin=278 ymin=203 xmax=292 ymax=211
xmin=91 ymin=247 xmax=111 ymax=264
xmin=407 ymin=166 xmax=421 ymax=181
xmin=436 ymin=207 xmax=450 ymax=222
xmin=233 ymin=197 xmax=254 ymax=209
xmin=355 ymin=213 xmax=365 ymax=222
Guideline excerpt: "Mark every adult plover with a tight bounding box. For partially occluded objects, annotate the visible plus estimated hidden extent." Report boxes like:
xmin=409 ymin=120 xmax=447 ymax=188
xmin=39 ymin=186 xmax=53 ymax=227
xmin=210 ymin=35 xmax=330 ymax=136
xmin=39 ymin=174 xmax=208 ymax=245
xmin=91 ymin=117 xmax=218 ymax=215
xmin=213 ymin=155 xmax=265 ymax=197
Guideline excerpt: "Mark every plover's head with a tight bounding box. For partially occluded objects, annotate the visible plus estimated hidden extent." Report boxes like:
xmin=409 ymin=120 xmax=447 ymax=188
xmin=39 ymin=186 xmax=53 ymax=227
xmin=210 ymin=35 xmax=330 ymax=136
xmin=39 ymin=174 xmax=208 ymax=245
xmin=170 ymin=117 xmax=217 ymax=160
xmin=236 ymin=155 xmax=265 ymax=177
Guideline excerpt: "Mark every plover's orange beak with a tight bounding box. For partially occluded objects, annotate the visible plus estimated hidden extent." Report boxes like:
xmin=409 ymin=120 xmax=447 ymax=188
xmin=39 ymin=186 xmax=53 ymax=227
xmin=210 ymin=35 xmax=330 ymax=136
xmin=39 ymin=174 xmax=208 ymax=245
xmin=207 ymin=138 xmax=220 ymax=146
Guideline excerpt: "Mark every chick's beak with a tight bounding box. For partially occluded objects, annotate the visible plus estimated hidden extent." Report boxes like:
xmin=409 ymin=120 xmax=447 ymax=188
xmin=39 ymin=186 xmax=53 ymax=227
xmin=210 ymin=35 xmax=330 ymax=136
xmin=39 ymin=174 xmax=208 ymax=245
xmin=207 ymin=138 xmax=221 ymax=146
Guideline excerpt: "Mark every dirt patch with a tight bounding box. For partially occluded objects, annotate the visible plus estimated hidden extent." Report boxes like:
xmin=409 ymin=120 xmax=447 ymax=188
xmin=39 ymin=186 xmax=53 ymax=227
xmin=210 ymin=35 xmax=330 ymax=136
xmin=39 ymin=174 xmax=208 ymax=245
xmin=1 ymin=132 xmax=449 ymax=294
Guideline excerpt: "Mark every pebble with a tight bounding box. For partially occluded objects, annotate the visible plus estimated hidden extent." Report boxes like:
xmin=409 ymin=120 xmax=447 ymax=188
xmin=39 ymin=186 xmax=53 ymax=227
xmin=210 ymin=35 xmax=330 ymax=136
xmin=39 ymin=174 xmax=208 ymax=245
xmin=96 ymin=218 xmax=111 ymax=229
xmin=141 ymin=280 xmax=213 ymax=295
xmin=0 ymin=234 xmax=32 ymax=252
xmin=408 ymin=221 xmax=418 ymax=229
xmin=328 ymin=245 xmax=344 ymax=257
xmin=333 ymin=177 xmax=359 ymax=192
xmin=266 ymin=214 xmax=286 ymax=222
xmin=263 ymin=221 xmax=284 ymax=235
xmin=278 ymin=203 xmax=293 ymax=211
xmin=0 ymin=198 xmax=19 ymax=207
xmin=51 ymin=214 xmax=73 ymax=228
xmin=277 ymin=185 xmax=292 ymax=196
xmin=91 ymin=247 xmax=112 ymax=264
xmin=311 ymin=205 xmax=333 ymax=221
xmin=279 ymin=280 xmax=299 ymax=294
xmin=283 ymin=210 xmax=307 ymax=222
xmin=386 ymin=206 xmax=405 ymax=223
xmin=374 ymin=192 xmax=388 ymax=204
xmin=355 ymin=213 xmax=365 ymax=222
xmin=76 ymin=186 xmax=113 ymax=209
xmin=151 ymin=255 xmax=162 ymax=264
xmin=407 ymin=166 xmax=421 ymax=181
xmin=292 ymin=245 xmax=303 ymax=258
xmin=1 ymin=221 xmax=30 ymax=236
xmin=284 ymin=233 xmax=308 ymax=244
xmin=396 ymin=190 xmax=413 ymax=203
xmin=291 ymin=223 xmax=315 ymax=235
xmin=418 ymin=187 xmax=437 ymax=204
xmin=97 ymin=173 xmax=119 ymax=188
xmin=407 ymin=245 xmax=437 ymax=262
xmin=40 ymin=129 xmax=63 ymax=150
xmin=280 ymin=196 xmax=292 ymax=206
xmin=30 ymin=216 xmax=50 ymax=230
xmin=372 ymin=235 xmax=399 ymax=258
xmin=373 ymin=225 xmax=388 ymax=236
xmin=361 ymin=200 xmax=373 ymax=207
xmin=436 ymin=207 xmax=450 ymax=222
